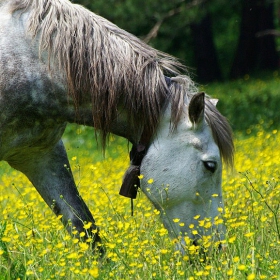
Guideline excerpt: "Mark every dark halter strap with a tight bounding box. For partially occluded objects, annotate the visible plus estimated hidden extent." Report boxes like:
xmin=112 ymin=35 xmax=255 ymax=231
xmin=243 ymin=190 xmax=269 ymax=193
xmin=119 ymin=132 xmax=151 ymax=216
xmin=119 ymin=133 xmax=150 ymax=199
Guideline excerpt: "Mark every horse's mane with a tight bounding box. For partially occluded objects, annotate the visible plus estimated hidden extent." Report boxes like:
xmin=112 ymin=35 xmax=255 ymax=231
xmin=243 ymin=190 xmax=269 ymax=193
xmin=10 ymin=0 xmax=233 ymax=166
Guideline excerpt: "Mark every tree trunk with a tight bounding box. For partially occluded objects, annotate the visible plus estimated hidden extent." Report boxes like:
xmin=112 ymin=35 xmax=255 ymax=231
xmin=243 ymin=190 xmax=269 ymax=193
xmin=230 ymin=0 xmax=278 ymax=79
xmin=257 ymin=2 xmax=279 ymax=70
xmin=191 ymin=13 xmax=222 ymax=83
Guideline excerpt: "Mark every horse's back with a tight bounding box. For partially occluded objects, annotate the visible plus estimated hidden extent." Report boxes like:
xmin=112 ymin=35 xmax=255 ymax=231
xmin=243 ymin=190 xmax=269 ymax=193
xmin=0 ymin=4 xmax=69 ymax=163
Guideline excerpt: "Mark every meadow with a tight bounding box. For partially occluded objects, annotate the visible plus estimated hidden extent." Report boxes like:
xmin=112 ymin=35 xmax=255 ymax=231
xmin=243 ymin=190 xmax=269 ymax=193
xmin=0 ymin=74 xmax=280 ymax=279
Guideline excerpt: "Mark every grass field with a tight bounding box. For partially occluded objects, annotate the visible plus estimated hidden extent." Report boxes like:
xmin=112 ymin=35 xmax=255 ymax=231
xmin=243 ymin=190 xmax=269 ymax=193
xmin=0 ymin=75 xmax=280 ymax=279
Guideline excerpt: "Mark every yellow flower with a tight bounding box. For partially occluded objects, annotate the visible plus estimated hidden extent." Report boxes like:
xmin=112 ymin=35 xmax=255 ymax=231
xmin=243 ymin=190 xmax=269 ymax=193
xmin=247 ymin=274 xmax=256 ymax=280
xmin=192 ymin=230 xmax=198 ymax=235
xmin=79 ymin=242 xmax=89 ymax=251
xmin=83 ymin=222 xmax=92 ymax=229
xmin=260 ymin=216 xmax=267 ymax=222
xmin=195 ymin=271 xmax=203 ymax=276
xmin=214 ymin=218 xmax=223 ymax=225
xmin=26 ymin=271 xmax=34 ymax=276
xmin=67 ymin=252 xmax=79 ymax=259
xmin=88 ymin=267 xmax=99 ymax=278
xmin=160 ymin=249 xmax=168 ymax=254
xmin=227 ymin=269 xmax=233 ymax=276
xmin=228 ymin=236 xmax=236 ymax=243
xmin=244 ymin=232 xmax=254 ymax=238
xmin=147 ymin=178 xmax=154 ymax=184
xmin=233 ymin=256 xmax=240 ymax=263
xmin=238 ymin=264 xmax=246 ymax=271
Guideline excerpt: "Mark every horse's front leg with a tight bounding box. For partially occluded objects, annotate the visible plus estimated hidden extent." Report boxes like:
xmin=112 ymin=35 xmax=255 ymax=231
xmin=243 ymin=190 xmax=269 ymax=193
xmin=7 ymin=140 xmax=104 ymax=255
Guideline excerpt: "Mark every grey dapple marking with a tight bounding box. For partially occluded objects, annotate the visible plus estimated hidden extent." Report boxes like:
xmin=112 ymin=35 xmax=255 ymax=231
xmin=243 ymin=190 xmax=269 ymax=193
xmin=0 ymin=0 xmax=233 ymax=255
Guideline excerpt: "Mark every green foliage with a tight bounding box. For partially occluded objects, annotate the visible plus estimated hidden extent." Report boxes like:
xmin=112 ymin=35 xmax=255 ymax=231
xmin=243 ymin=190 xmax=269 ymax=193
xmin=0 ymin=222 xmax=26 ymax=279
xmin=210 ymin=1 xmax=242 ymax=77
xmin=201 ymin=72 xmax=280 ymax=132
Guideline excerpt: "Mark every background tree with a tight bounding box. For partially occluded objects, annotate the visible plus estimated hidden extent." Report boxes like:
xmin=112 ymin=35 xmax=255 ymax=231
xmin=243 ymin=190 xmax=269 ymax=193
xmin=72 ymin=0 xmax=280 ymax=81
xmin=230 ymin=0 xmax=279 ymax=79
xmin=190 ymin=12 xmax=222 ymax=82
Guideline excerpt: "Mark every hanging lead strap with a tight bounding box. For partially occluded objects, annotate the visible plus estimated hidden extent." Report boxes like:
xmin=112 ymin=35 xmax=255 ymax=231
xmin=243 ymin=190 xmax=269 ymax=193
xmin=119 ymin=128 xmax=153 ymax=216
xmin=131 ymin=198 xmax=134 ymax=216
xmin=119 ymin=143 xmax=146 ymax=199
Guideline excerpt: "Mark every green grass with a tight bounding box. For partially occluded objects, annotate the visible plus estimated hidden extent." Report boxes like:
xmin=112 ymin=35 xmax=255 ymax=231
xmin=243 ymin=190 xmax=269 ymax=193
xmin=0 ymin=74 xmax=280 ymax=279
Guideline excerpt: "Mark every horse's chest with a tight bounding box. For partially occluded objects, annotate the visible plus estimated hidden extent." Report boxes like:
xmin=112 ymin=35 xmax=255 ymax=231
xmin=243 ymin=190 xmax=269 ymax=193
xmin=0 ymin=84 xmax=67 ymax=162
xmin=0 ymin=121 xmax=66 ymax=166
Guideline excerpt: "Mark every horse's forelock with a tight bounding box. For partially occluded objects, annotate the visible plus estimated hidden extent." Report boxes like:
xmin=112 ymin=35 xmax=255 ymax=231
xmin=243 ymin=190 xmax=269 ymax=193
xmin=168 ymin=77 xmax=234 ymax=168
xmin=205 ymin=100 xmax=234 ymax=168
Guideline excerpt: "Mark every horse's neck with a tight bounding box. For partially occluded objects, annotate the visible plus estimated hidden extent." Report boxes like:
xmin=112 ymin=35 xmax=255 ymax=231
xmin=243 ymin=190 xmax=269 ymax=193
xmin=68 ymin=104 xmax=142 ymax=144
xmin=105 ymin=108 xmax=143 ymax=144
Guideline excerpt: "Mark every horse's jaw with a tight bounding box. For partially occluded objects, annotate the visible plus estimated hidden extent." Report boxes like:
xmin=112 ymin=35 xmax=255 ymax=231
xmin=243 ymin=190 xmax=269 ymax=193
xmin=158 ymin=198 xmax=226 ymax=254
xmin=141 ymin=180 xmax=226 ymax=254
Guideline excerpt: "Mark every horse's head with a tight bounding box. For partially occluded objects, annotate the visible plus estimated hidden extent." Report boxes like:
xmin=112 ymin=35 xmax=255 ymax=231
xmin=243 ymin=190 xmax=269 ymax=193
xmin=140 ymin=91 xmax=233 ymax=253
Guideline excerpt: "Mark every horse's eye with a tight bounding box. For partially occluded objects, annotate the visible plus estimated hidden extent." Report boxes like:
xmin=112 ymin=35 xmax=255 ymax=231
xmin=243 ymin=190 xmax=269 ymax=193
xmin=203 ymin=161 xmax=217 ymax=173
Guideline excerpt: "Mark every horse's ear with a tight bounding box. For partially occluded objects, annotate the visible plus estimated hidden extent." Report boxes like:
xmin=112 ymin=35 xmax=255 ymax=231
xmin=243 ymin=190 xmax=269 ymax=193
xmin=188 ymin=92 xmax=205 ymax=125
xmin=210 ymin=98 xmax=218 ymax=106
